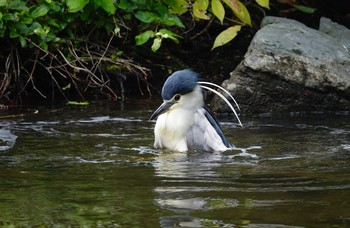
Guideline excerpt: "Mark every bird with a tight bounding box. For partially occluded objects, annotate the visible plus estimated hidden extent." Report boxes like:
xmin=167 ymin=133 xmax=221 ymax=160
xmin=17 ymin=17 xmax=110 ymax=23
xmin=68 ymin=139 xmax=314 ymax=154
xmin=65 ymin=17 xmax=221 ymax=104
xmin=150 ymin=69 xmax=242 ymax=152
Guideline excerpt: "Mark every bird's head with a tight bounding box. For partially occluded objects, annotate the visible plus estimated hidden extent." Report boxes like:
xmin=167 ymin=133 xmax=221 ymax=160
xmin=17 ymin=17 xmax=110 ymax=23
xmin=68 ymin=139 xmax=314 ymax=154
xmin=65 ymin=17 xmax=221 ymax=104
xmin=150 ymin=69 xmax=202 ymax=120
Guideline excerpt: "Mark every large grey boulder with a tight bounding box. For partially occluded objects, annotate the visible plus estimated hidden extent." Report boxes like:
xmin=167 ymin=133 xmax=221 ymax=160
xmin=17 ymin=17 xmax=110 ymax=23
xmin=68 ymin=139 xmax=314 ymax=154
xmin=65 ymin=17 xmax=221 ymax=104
xmin=216 ymin=16 xmax=350 ymax=114
xmin=319 ymin=17 xmax=350 ymax=51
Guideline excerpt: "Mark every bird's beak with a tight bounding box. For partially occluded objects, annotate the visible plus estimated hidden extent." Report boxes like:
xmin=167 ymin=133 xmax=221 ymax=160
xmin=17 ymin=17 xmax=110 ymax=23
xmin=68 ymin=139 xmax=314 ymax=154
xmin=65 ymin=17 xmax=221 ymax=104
xmin=150 ymin=101 xmax=175 ymax=120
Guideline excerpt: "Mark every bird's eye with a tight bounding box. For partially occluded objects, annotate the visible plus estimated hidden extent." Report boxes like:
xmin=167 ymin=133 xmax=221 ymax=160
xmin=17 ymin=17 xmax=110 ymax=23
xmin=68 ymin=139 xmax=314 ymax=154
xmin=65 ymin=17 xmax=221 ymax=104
xmin=174 ymin=94 xmax=181 ymax=101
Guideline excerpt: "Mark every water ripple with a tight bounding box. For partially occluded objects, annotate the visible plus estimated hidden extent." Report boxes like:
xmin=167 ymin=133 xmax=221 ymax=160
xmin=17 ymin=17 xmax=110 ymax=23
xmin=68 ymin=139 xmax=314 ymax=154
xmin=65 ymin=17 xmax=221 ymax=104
xmin=0 ymin=128 xmax=17 ymax=151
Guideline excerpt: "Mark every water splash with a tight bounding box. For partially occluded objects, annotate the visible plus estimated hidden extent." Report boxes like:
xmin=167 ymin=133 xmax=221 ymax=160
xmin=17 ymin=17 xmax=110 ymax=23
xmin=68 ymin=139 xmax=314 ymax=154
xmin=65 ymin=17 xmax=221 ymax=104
xmin=0 ymin=128 xmax=18 ymax=151
xmin=342 ymin=144 xmax=350 ymax=150
xmin=227 ymin=146 xmax=261 ymax=159
xmin=72 ymin=116 xmax=143 ymax=123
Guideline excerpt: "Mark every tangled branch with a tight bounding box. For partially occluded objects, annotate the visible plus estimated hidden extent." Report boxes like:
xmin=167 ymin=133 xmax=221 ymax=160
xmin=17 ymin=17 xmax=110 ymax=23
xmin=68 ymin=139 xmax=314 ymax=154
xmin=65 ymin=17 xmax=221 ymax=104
xmin=0 ymin=35 xmax=151 ymax=104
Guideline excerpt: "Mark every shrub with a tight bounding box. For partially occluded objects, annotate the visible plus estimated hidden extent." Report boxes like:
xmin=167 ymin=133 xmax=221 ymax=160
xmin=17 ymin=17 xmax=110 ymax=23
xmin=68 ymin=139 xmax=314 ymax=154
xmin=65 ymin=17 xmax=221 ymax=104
xmin=0 ymin=0 xmax=269 ymax=103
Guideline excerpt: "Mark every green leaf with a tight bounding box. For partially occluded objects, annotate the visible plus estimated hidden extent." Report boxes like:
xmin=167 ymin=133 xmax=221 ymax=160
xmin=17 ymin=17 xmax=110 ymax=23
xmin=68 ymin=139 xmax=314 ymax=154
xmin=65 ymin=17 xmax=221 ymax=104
xmin=291 ymin=4 xmax=316 ymax=14
xmin=67 ymin=101 xmax=89 ymax=106
xmin=47 ymin=18 xmax=60 ymax=28
xmin=151 ymin=37 xmax=162 ymax=52
xmin=8 ymin=0 xmax=28 ymax=11
xmin=22 ymin=17 xmax=33 ymax=24
xmin=93 ymin=0 xmax=116 ymax=15
xmin=211 ymin=25 xmax=241 ymax=50
xmin=159 ymin=29 xmax=182 ymax=38
xmin=164 ymin=0 xmax=188 ymax=14
xmin=79 ymin=5 xmax=92 ymax=21
xmin=155 ymin=2 xmax=168 ymax=16
xmin=28 ymin=21 xmax=43 ymax=35
xmin=193 ymin=0 xmax=210 ymax=20
xmin=135 ymin=30 xmax=154 ymax=45
xmin=40 ymin=41 xmax=48 ymax=50
xmin=2 ymin=13 xmax=19 ymax=21
xmin=66 ymin=0 xmax=90 ymax=13
xmin=212 ymin=0 xmax=225 ymax=24
xmin=62 ymin=83 xmax=71 ymax=90
xmin=255 ymin=0 xmax=269 ymax=9
xmin=14 ymin=23 xmax=28 ymax=35
xmin=158 ymin=28 xmax=182 ymax=43
xmin=49 ymin=1 xmax=62 ymax=12
xmin=9 ymin=28 xmax=19 ymax=38
xmin=19 ymin=36 xmax=26 ymax=47
xmin=222 ymin=0 xmax=251 ymax=26
xmin=162 ymin=14 xmax=185 ymax=28
xmin=117 ymin=0 xmax=137 ymax=12
xmin=31 ymin=4 xmax=50 ymax=18
xmin=0 ymin=0 xmax=6 ymax=7
xmin=135 ymin=11 xmax=158 ymax=23
xmin=114 ymin=26 xmax=120 ymax=34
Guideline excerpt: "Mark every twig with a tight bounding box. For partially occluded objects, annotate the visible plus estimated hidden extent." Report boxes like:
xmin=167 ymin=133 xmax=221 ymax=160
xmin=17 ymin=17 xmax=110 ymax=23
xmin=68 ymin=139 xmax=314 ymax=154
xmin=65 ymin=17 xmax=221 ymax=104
xmin=91 ymin=33 xmax=114 ymax=75
xmin=20 ymin=51 xmax=47 ymax=98
xmin=191 ymin=17 xmax=215 ymax=40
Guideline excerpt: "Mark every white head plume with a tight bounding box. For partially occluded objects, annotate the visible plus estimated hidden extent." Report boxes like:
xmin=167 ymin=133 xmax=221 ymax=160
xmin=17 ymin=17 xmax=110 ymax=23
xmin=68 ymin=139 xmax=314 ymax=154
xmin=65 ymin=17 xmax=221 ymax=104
xmin=198 ymin=81 xmax=243 ymax=127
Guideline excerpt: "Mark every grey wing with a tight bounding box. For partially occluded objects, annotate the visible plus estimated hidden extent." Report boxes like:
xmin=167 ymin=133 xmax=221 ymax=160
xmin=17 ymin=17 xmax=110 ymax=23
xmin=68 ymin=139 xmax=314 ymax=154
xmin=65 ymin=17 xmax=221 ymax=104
xmin=203 ymin=106 xmax=232 ymax=148
xmin=186 ymin=108 xmax=229 ymax=151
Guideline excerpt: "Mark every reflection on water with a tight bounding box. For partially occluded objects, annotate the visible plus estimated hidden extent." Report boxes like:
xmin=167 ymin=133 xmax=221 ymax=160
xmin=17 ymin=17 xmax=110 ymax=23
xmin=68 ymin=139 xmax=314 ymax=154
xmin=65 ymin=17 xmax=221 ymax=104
xmin=0 ymin=102 xmax=350 ymax=227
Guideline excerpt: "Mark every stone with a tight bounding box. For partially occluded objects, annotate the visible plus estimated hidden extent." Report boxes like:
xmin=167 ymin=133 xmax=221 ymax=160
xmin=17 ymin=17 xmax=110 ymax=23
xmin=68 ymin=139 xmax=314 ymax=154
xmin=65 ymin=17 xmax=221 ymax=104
xmin=319 ymin=17 xmax=350 ymax=51
xmin=214 ymin=16 xmax=350 ymax=114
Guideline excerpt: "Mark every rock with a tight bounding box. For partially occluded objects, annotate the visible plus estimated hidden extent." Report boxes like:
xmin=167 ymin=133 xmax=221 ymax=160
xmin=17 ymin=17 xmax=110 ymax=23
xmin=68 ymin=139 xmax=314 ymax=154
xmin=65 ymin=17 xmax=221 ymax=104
xmin=319 ymin=17 xmax=350 ymax=51
xmin=215 ymin=16 xmax=350 ymax=114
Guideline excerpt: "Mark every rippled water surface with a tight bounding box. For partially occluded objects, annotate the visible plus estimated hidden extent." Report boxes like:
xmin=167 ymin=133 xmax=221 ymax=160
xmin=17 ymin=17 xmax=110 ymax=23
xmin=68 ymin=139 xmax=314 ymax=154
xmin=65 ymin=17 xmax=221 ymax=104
xmin=0 ymin=102 xmax=350 ymax=227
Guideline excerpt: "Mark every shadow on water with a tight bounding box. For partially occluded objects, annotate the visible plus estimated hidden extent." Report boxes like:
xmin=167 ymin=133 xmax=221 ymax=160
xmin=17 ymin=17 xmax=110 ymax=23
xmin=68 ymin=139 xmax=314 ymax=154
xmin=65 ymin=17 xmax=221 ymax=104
xmin=0 ymin=101 xmax=350 ymax=227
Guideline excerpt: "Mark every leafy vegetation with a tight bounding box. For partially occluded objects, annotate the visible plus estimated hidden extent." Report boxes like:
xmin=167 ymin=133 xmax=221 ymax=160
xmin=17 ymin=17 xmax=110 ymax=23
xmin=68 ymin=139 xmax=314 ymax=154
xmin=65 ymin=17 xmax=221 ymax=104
xmin=0 ymin=0 xmax=272 ymax=103
xmin=0 ymin=0 xmax=151 ymax=103
xmin=134 ymin=0 xmax=270 ymax=51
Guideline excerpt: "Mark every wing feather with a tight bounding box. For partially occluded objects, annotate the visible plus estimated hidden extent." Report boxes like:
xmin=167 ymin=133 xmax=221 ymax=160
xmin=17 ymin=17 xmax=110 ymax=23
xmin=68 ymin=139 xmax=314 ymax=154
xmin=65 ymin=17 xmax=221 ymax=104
xmin=186 ymin=107 xmax=230 ymax=151
xmin=203 ymin=107 xmax=232 ymax=148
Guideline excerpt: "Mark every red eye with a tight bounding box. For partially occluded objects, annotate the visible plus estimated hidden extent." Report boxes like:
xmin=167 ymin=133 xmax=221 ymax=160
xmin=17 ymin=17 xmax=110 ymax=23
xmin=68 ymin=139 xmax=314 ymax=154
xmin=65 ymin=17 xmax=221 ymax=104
xmin=174 ymin=94 xmax=181 ymax=101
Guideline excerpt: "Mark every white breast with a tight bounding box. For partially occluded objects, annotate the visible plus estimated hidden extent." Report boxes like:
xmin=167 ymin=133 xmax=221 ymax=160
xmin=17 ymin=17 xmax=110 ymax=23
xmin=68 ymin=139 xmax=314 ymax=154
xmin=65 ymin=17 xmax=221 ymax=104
xmin=154 ymin=108 xmax=192 ymax=152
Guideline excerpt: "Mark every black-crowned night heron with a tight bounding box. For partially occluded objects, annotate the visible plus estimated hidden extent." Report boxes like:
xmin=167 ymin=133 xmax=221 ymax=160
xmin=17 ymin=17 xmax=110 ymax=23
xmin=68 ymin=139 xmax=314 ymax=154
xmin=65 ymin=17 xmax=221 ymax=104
xmin=150 ymin=69 xmax=242 ymax=152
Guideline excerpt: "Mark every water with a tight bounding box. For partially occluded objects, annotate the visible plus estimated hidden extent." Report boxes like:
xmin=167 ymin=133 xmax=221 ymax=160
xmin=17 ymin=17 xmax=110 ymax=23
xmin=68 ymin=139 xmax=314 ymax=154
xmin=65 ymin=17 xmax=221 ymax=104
xmin=0 ymin=102 xmax=349 ymax=227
